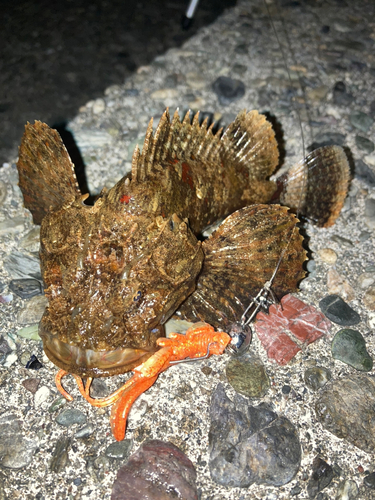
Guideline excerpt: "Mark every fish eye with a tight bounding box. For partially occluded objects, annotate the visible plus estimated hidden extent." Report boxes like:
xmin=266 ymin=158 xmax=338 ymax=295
xmin=133 ymin=290 xmax=142 ymax=302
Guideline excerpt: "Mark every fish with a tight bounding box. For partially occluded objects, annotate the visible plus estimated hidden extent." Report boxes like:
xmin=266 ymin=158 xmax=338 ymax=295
xmin=16 ymin=108 xmax=349 ymax=383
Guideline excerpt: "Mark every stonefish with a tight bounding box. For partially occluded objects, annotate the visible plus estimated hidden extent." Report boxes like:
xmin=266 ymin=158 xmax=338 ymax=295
xmin=17 ymin=109 xmax=349 ymax=439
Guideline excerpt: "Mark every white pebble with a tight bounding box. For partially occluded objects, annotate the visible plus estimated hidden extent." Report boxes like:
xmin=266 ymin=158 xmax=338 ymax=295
xmin=317 ymin=248 xmax=337 ymax=264
xmin=92 ymin=98 xmax=106 ymax=114
xmin=34 ymin=386 xmax=51 ymax=406
xmin=4 ymin=352 xmax=17 ymax=367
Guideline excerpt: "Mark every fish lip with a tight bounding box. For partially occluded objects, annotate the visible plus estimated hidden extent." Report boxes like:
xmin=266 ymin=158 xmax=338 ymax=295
xmin=39 ymin=321 xmax=157 ymax=377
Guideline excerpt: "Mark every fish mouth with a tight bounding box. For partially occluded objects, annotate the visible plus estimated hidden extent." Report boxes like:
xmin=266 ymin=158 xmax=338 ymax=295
xmin=39 ymin=321 xmax=160 ymax=378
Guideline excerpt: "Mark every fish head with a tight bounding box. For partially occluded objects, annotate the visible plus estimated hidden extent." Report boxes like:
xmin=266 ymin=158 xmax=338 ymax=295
xmin=39 ymin=195 xmax=204 ymax=377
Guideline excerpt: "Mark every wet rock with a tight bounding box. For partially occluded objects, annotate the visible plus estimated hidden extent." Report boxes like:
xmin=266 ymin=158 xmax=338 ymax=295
xmin=9 ymin=278 xmax=42 ymax=299
xmin=3 ymin=251 xmax=41 ymax=280
xmin=332 ymin=81 xmax=354 ymax=106
xmin=16 ymin=324 xmax=41 ymax=341
xmin=355 ymin=135 xmax=374 ymax=153
xmin=327 ymin=269 xmax=355 ymax=302
xmin=332 ymin=329 xmax=373 ymax=371
xmin=26 ymin=354 xmax=43 ymax=370
xmin=212 ymin=76 xmax=245 ymax=105
xmin=0 ymin=216 xmax=25 ymax=236
xmin=364 ymin=472 xmax=375 ymax=489
xmin=304 ymin=367 xmax=332 ymax=391
xmin=255 ymin=295 xmax=331 ymax=365
xmin=363 ymin=285 xmax=375 ymax=311
xmin=17 ymin=295 xmax=47 ymax=324
xmin=307 ymin=457 xmax=333 ymax=498
xmin=209 ymin=384 xmax=301 ymax=487
xmin=0 ymin=413 xmax=38 ymax=469
xmin=75 ymin=423 xmax=95 ymax=439
xmin=226 ymin=352 xmax=269 ymax=398
xmin=315 ymin=376 xmax=375 ymax=453
xmin=364 ymin=198 xmax=375 ymax=229
xmin=319 ymin=295 xmax=360 ymax=325
xmin=350 ymin=111 xmax=373 ymax=133
xmin=49 ymin=437 xmax=71 ymax=473
xmin=111 ymin=440 xmax=198 ymax=500
xmin=336 ymin=479 xmax=359 ymax=499
xmin=354 ymin=159 xmax=375 ymax=186
xmin=56 ymin=409 xmax=87 ymax=427
xmin=105 ymin=440 xmax=132 ymax=459
xmin=22 ymin=378 xmax=40 ymax=394
xmin=317 ymin=248 xmax=337 ymax=265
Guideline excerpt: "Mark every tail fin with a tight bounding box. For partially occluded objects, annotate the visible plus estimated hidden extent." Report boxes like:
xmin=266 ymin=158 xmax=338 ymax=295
xmin=279 ymin=145 xmax=350 ymax=227
xmin=17 ymin=121 xmax=82 ymax=224
xmin=176 ymin=204 xmax=306 ymax=330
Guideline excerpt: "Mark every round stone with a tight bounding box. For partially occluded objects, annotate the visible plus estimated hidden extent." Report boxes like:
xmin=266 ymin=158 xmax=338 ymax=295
xmin=304 ymin=366 xmax=332 ymax=391
xmin=318 ymin=248 xmax=337 ymax=265
xmin=332 ymin=329 xmax=373 ymax=371
xmin=226 ymin=352 xmax=270 ymax=398
xmin=319 ymin=295 xmax=360 ymax=325
xmin=56 ymin=409 xmax=87 ymax=427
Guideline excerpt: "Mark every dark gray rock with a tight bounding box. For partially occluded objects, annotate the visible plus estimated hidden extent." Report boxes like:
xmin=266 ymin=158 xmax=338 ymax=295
xmin=311 ymin=132 xmax=346 ymax=150
xmin=364 ymin=472 xmax=375 ymax=489
xmin=0 ymin=336 xmax=12 ymax=364
xmin=0 ymin=413 xmax=38 ymax=469
xmin=9 ymin=278 xmax=42 ymax=299
xmin=111 ymin=440 xmax=198 ymax=500
xmin=355 ymin=135 xmax=374 ymax=153
xmin=49 ymin=437 xmax=71 ymax=473
xmin=226 ymin=352 xmax=269 ymax=398
xmin=209 ymin=384 xmax=301 ymax=487
xmin=105 ymin=440 xmax=132 ymax=459
xmin=355 ymin=159 xmax=375 ymax=187
xmin=304 ymin=367 xmax=332 ymax=391
xmin=332 ymin=81 xmax=354 ymax=106
xmin=307 ymin=457 xmax=333 ymax=498
xmin=315 ymin=376 xmax=375 ymax=453
xmin=331 ymin=329 xmax=373 ymax=371
xmin=212 ymin=76 xmax=245 ymax=105
xmin=3 ymin=251 xmax=41 ymax=280
xmin=319 ymin=295 xmax=360 ymax=325
xmin=350 ymin=111 xmax=373 ymax=133
xmin=56 ymin=409 xmax=87 ymax=427
xmin=75 ymin=423 xmax=95 ymax=439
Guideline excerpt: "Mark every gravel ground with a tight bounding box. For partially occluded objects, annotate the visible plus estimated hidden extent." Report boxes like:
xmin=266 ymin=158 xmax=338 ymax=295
xmin=1 ymin=0 xmax=375 ymax=499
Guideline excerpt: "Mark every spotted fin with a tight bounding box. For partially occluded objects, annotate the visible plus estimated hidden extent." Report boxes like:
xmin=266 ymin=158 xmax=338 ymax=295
xmin=17 ymin=121 xmax=81 ymax=224
xmin=279 ymin=145 xmax=350 ymax=227
xmin=176 ymin=204 xmax=307 ymax=330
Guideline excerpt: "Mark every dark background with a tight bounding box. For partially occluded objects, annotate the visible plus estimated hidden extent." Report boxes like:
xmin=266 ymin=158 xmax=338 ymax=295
xmin=0 ymin=0 xmax=237 ymax=165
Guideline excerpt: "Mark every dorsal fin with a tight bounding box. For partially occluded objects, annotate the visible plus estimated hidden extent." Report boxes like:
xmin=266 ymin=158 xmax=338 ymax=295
xmin=17 ymin=121 xmax=82 ymax=224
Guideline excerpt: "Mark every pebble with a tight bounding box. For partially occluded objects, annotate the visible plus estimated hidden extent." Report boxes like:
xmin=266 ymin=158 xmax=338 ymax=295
xmin=327 ymin=268 xmax=355 ymax=302
xmin=48 ymin=397 xmax=67 ymax=413
xmin=1 ymin=292 xmax=14 ymax=304
xmin=22 ymin=378 xmax=40 ymax=394
xmin=20 ymin=227 xmax=41 ymax=252
xmin=56 ymin=409 xmax=87 ymax=427
xmin=307 ymin=85 xmax=329 ymax=101
xmin=332 ymin=81 xmax=354 ymax=106
xmin=350 ymin=111 xmax=373 ymax=133
xmin=330 ymin=235 xmax=354 ymax=247
xmin=0 ymin=413 xmax=38 ymax=469
xmin=0 ymin=217 xmax=25 ymax=236
xmin=111 ymin=440 xmax=198 ymax=500
xmin=364 ymin=472 xmax=375 ymax=489
xmin=105 ymin=440 xmax=132 ymax=459
xmin=49 ymin=437 xmax=71 ymax=473
xmin=16 ymin=324 xmax=41 ymax=341
xmin=0 ymin=180 xmax=7 ymax=206
xmin=92 ymin=98 xmax=106 ymax=114
xmin=4 ymin=352 xmax=17 ymax=367
xmin=74 ymin=423 xmax=95 ymax=439
xmin=319 ymin=295 xmax=361 ymax=325
xmin=20 ymin=350 xmax=31 ymax=366
xmin=26 ymin=354 xmax=43 ymax=370
xmin=315 ymin=376 xmax=375 ymax=453
xmin=68 ymin=128 xmax=112 ymax=153
xmin=313 ymin=131 xmax=346 ymax=148
xmin=304 ymin=367 xmax=332 ymax=391
xmin=9 ymin=278 xmax=42 ymax=299
xmin=225 ymin=352 xmax=269 ymax=398
xmin=212 ymin=76 xmax=245 ymax=105
xmin=0 ymin=337 xmax=12 ymax=364
xmin=90 ymin=378 xmax=109 ymax=398
xmin=150 ymin=88 xmax=179 ymax=100
xmin=355 ymin=159 xmax=375 ymax=186
xmin=318 ymin=248 xmax=337 ymax=264
xmin=356 ymin=135 xmax=374 ymax=153
xmin=331 ymin=329 xmax=373 ymax=371
xmin=17 ymin=295 xmax=47 ymax=324
xmin=209 ymin=384 xmax=301 ymax=487
xmin=34 ymin=385 xmax=51 ymax=406
xmin=336 ymin=479 xmax=359 ymax=499
xmin=3 ymin=251 xmax=41 ymax=280
xmin=364 ymin=198 xmax=375 ymax=229
xmin=358 ymin=272 xmax=375 ymax=289
xmin=186 ymin=72 xmax=207 ymax=90
xmin=358 ymin=230 xmax=372 ymax=242
xmin=363 ymin=285 xmax=375 ymax=310
xmin=307 ymin=457 xmax=333 ymax=498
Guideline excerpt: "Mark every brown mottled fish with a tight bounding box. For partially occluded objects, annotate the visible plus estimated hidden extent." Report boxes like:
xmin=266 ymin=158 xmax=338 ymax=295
xmin=16 ymin=109 xmax=349 ymax=379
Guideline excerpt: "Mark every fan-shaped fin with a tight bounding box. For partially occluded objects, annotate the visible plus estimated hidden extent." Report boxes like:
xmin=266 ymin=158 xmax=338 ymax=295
xmin=279 ymin=145 xmax=350 ymax=227
xmin=17 ymin=121 xmax=81 ymax=224
xmin=176 ymin=204 xmax=306 ymax=330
